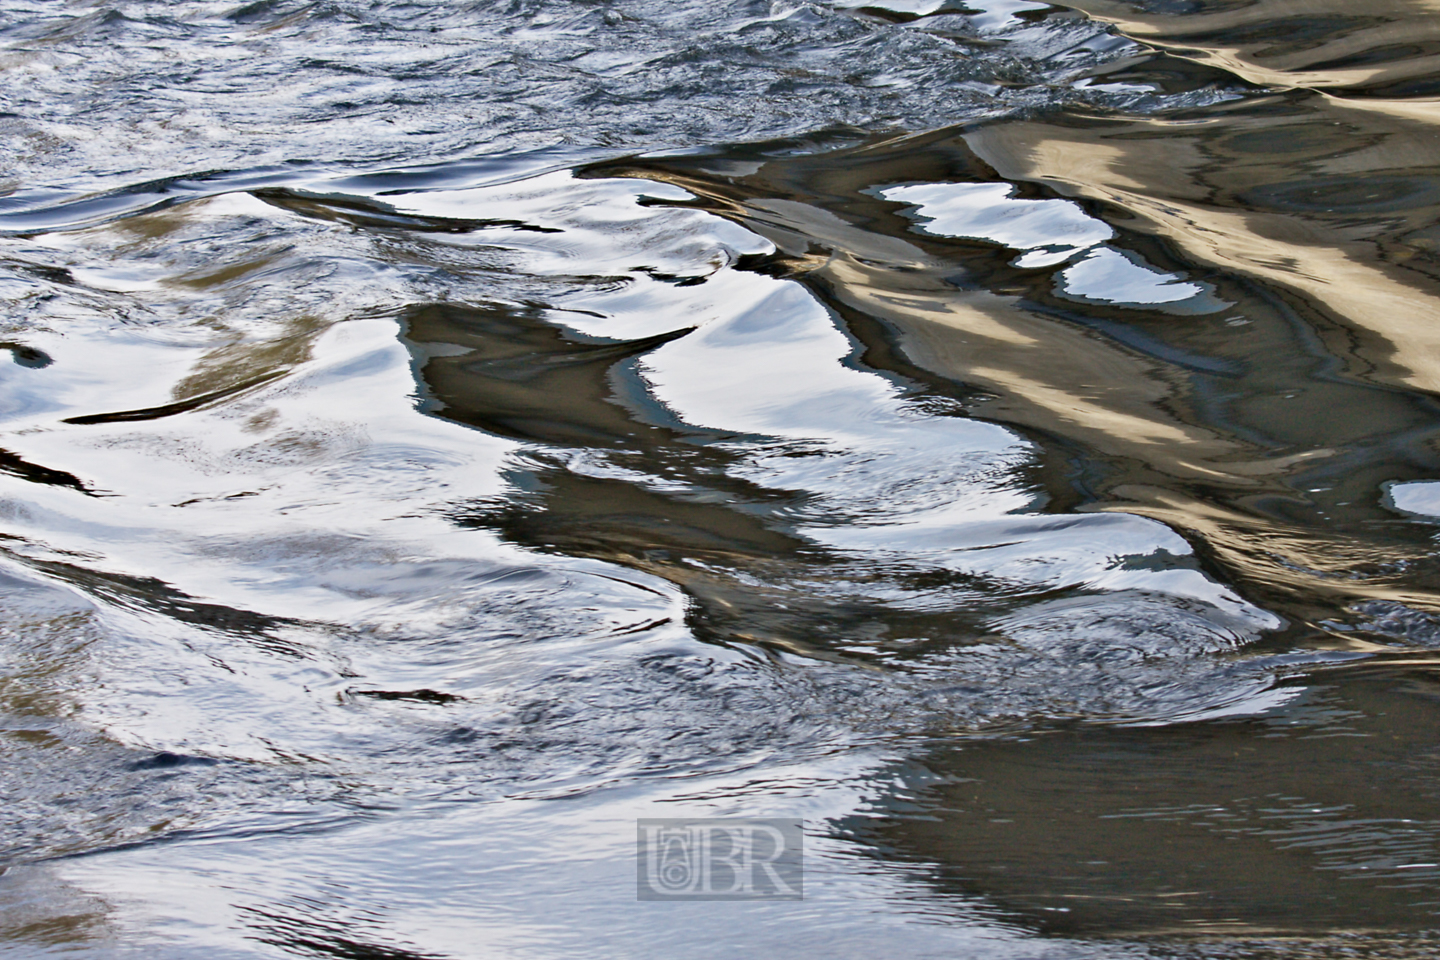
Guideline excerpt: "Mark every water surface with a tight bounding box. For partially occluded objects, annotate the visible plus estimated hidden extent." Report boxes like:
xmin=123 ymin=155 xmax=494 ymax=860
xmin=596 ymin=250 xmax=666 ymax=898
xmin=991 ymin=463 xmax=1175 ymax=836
xmin=5 ymin=0 xmax=1440 ymax=956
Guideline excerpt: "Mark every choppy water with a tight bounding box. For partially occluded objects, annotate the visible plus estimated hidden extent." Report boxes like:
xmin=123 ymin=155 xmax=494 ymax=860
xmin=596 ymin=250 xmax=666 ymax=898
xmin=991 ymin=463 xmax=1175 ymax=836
xmin=5 ymin=0 xmax=1440 ymax=956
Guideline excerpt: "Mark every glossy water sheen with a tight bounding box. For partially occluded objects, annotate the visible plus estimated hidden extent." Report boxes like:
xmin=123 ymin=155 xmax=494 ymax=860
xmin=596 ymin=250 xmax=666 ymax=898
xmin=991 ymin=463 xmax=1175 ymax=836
xmin=4 ymin=0 xmax=1440 ymax=957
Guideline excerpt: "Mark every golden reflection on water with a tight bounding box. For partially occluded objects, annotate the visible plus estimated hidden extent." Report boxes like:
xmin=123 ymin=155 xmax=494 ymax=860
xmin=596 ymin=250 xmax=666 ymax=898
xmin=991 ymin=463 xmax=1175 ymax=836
xmin=1070 ymin=0 xmax=1440 ymax=95
xmin=968 ymin=0 xmax=1440 ymax=618
xmin=599 ymin=14 xmax=1440 ymax=627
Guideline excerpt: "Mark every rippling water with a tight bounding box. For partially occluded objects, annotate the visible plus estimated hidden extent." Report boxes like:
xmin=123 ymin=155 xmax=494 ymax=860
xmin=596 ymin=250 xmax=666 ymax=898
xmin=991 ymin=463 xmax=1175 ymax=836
xmin=6 ymin=0 xmax=1440 ymax=956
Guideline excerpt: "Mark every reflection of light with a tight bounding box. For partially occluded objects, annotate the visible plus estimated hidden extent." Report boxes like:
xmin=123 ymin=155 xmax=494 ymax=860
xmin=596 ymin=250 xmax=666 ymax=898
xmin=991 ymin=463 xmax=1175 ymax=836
xmin=1386 ymin=481 xmax=1440 ymax=518
xmin=878 ymin=181 xmax=1113 ymax=263
xmin=879 ymin=180 xmax=1213 ymax=306
xmin=844 ymin=0 xmax=1053 ymax=31
xmin=840 ymin=0 xmax=948 ymax=14
xmin=1059 ymin=247 xmax=1203 ymax=305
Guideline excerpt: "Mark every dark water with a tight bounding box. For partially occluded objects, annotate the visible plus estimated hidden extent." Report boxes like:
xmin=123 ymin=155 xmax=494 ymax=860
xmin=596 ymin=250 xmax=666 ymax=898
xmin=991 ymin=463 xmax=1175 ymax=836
xmin=4 ymin=0 xmax=1440 ymax=956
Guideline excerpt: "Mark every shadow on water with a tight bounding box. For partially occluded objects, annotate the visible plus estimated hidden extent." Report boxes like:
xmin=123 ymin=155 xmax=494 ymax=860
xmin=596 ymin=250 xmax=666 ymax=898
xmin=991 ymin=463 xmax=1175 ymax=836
xmin=840 ymin=668 xmax=1440 ymax=941
xmin=400 ymin=301 xmax=1024 ymax=664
